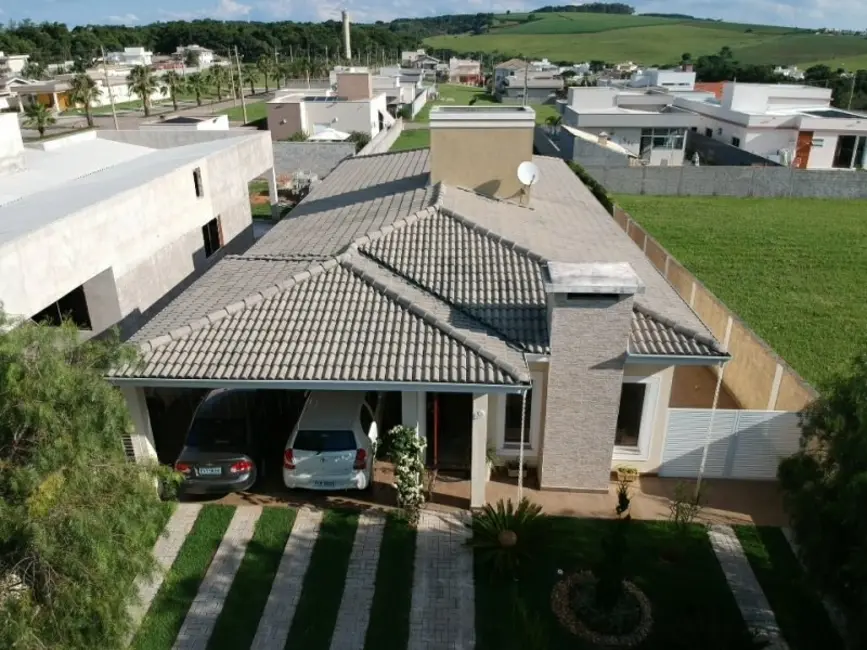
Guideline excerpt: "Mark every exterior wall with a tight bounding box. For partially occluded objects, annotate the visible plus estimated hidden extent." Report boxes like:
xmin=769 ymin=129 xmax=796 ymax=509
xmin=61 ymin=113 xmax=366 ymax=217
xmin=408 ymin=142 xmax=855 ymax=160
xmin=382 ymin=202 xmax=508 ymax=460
xmin=357 ymin=119 xmax=404 ymax=156
xmin=0 ymin=112 xmax=25 ymax=175
xmin=99 ymin=129 xmax=243 ymax=149
xmin=430 ymin=126 xmax=534 ymax=199
xmin=540 ymin=294 xmax=634 ymax=492
xmin=336 ymin=72 xmax=373 ymax=101
xmin=500 ymin=86 xmax=559 ymax=104
xmin=267 ymin=102 xmax=305 ymax=141
xmin=302 ymin=96 xmax=385 ymax=138
xmin=560 ymin=129 xmax=632 ymax=166
xmin=410 ymin=88 xmax=428 ymax=118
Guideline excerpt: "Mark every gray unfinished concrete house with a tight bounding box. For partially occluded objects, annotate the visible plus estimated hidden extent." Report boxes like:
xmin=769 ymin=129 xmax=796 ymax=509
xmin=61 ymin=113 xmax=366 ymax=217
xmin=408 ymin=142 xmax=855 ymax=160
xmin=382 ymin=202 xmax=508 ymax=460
xmin=112 ymin=106 xmax=732 ymax=505
xmin=0 ymin=112 xmax=276 ymax=338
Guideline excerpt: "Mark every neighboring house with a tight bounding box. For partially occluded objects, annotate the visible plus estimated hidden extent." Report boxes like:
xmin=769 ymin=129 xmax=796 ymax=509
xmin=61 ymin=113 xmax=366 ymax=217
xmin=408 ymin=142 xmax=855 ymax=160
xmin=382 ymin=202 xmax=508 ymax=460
xmin=0 ymin=52 xmax=30 ymax=75
xmin=402 ymin=49 xmax=440 ymax=71
xmin=559 ymin=125 xmax=640 ymax=167
xmin=15 ymin=75 xmax=163 ymax=112
xmin=0 ymin=75 xmax=34 ymax=111
xmin=494 ymin=58 xmax=528 ymax=87
xmin=267 ymin=70 xmax=392 ymax=141
xmin=530 ymin=58 xmax=560 ymax=73
xmin=674 ymin=82 xmax=867 ymax=168
xmin=449 ymin=57 xmax=482 ymax=85
xmin=628 ymin=67 xmax=696 ymax=91
xmin=0 ymin=112 xmax=277 ymax=342
xmin=497 ymin=75 xmax=564 ymax=104
xmin=561 ymin=86 xmax=702 ymax=166
xmin=106 ymin=47 xmax=153 ymax=67
xmin=113 ymin=105 xmax=731 ymax=507
xmin=175 ymin=45 xmax=215 ymax=67
xmin=372 ymin=74 xmax=428 ymax=118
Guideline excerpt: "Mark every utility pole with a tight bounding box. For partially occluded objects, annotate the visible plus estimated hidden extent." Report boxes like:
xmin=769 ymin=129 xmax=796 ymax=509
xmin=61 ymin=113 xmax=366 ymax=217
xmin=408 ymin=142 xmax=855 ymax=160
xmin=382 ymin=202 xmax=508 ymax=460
xmin=847 ymin=72 xmax=856 ymax=110
xmin=289 ymin=45 xmax=294 ymax=62
xmin=235 ymin=46 xmax=248 ymax=124
xmin=227 ymin=49 xmax=238 ymax=106
xmin=522 ymin=60 xmax=529 ymax=107
xmin=100 ymin=46 xmax=119 ymax=130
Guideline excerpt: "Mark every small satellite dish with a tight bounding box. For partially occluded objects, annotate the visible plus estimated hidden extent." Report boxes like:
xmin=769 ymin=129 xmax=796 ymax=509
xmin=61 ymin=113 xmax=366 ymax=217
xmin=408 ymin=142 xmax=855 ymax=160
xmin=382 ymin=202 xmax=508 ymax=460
xmin=517 ymin=161 xmax=541 ymax=187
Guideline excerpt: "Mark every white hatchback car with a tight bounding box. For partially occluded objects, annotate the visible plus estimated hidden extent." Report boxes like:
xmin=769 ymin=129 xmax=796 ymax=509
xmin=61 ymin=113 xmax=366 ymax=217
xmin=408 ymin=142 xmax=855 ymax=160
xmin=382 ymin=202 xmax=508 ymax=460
xmin=282 ymin=391 xmax=378 ymax=491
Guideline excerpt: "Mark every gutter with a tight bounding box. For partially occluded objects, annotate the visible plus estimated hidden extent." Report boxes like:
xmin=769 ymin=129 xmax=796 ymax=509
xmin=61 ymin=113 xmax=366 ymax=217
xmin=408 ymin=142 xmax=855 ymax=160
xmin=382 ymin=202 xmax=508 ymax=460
xmin=626 ymin=353 xmax=731 ymax=366
xmin=107 ymin=377 xmax=531 ymax=394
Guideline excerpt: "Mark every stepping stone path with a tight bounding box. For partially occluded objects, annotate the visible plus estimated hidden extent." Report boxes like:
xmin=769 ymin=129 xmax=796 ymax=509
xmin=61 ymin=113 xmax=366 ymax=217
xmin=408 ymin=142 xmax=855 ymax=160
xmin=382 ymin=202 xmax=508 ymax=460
xmin=251 ymin=507 xmax=323 ymax=650
xmin=174 ymin=506 xmax=263 ymax=650
xmin=708 ymin=524 xmax=788 ymax=650
xmin=408 ymin=511 xmax=475 ymax=650
xmin=330 ymin=513 xmax=386 ymax=650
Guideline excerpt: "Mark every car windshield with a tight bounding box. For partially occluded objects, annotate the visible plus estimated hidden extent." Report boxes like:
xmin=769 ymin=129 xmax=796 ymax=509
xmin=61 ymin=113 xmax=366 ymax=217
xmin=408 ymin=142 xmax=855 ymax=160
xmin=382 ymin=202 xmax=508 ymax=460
xmin=293 ymin=430 xmax=356 ymax=453
xmin=186 ymin=391 xmax=248 ymax=450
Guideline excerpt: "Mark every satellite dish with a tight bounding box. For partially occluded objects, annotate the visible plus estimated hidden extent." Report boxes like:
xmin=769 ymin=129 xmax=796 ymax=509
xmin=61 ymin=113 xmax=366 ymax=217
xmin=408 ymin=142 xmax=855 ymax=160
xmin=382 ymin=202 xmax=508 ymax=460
xmin=517 ymin=161 xmax=541 ymax=186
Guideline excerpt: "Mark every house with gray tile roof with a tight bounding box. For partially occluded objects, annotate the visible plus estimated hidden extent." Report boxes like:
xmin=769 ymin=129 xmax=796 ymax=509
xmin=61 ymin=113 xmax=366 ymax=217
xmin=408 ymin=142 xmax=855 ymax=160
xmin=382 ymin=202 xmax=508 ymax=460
xmin=113 ymin=105 xmax=729 ymax=506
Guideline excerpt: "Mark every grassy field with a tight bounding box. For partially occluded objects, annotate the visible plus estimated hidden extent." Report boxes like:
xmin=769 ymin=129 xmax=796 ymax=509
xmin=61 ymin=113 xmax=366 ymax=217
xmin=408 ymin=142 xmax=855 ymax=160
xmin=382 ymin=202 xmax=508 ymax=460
xmin=219 ymin=100 xmax=267 ymax=124
xmin=415 ymin=84 xmax=559 ymax=125
xmin=390 ymin=129 xmax=430 ymax=151
xmin=425 ymin=12 xmax=867 ymax=69
xmin=616 ymin=196 xmax=867 ymax=385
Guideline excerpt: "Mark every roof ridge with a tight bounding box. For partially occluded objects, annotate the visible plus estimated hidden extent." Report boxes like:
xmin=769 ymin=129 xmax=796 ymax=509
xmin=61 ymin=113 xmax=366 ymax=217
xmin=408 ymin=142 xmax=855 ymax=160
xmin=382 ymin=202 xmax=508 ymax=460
xmin=440 ymin=206 xmax=548 ymax=264
xmin=138 ymin=256 xmax=346 ymax=353
xmin=340 ymin=256 xmax=530 ymax=385
xmin=632 ymin=302 xmax=725 ymax=353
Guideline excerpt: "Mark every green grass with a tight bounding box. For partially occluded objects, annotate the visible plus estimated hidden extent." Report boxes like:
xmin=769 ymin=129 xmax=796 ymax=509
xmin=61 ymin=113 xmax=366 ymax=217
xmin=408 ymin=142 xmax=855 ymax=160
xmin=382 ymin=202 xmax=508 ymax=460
xmin=616 ymin=196 xmax=867 ymax=385
xmin=492 ymin=12 xmax=679 ymax=34
xmin=285 ymin=509 xmax=359 ymax=650
xmin=414 ymin=84 xmax=558 ymax=125
xmin=364 ymin=515 xmax=417 ymax=650
xmin=248 ymin=180 xmax=273 ymax=219
xmin=734 ymin=526 xmax=843 ymax=650
xmin=132 ymin=505 xmax=235 ymax=650
xmin=207 ymin=508 xmax=297 ymax=650
xmin=475 ymin=518 xmax=750 ymax=649
xmin=390 ymin=129 xmax=430 ymax=151
xmin=219 ymin=100 xmax=267 ymax=124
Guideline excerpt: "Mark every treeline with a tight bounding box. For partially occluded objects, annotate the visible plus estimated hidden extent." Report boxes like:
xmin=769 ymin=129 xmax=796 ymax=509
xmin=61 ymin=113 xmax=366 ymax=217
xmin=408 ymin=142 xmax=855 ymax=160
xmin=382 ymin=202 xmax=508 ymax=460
xmin=533 ymin=3 xmax=634 ymax=14
xmin=0 ymin=18 xmax=426 ymax=67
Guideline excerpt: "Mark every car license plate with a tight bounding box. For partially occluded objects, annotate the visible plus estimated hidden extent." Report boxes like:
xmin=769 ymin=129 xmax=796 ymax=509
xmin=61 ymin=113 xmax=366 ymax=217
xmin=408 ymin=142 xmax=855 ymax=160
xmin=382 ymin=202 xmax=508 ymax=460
xmin=314 ymin=480 xmax=335 ymax=488
xmin=197 ymin=467 xmax=222 ymax=477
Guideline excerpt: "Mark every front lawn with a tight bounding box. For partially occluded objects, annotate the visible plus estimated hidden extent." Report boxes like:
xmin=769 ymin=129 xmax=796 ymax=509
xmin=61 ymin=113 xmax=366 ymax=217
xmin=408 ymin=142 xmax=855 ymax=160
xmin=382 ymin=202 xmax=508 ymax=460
xmin=219 ymin=100 xmax=267 ymax=124
xmin=475 ymin=518 xmax=751 ymax=650
xmin=390 ymin=129 xmax=430 ymax=151
xmin=617 ymin=196 xmax=867 ymax=385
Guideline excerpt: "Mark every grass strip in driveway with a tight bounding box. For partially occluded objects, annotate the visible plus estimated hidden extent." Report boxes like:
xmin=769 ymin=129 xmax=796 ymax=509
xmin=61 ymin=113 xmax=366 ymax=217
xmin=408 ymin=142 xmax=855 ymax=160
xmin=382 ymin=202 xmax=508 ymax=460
xmin=364 ymin=514 xmax=417 ymax=650
xmin=285 ymin=508 xmax=359 ymax=650
xmin=207 ymin=508 xmax=297 ymax=650
xmin=734 ymin=525 xmax=843 ymax=650
xmin=132 ymin=505 xmax=235 ymax=650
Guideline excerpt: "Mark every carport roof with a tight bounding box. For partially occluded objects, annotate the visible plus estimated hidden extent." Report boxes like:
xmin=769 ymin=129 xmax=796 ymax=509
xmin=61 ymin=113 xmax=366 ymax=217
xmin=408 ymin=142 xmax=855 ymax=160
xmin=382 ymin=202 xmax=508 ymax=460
xmin=117 ymin=148 xmax=727 ymax=386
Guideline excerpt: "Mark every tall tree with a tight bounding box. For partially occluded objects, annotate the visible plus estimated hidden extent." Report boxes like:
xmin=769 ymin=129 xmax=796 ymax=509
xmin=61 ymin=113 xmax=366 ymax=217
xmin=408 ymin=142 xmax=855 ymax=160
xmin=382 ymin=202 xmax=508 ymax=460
xmin=257 ymin=54 xmax=275 ymax=92
xmin=69 ymin=73 xmax=100 ymax=127
xmin=241 ymin=67 xmax=257 ymax=95
xmin=23 ymin=102 xmax=56 ymax=138
xmin=207 ymin=65 xmax=229 ymax=102
xmin=127 ymin=65 xmax=159 ymax=116
xmin=0 ymin=312 xmax=176 ymax=650
xmin=160 ymin=70 xmax=184 ymax=111
xmin=186 ymin=72 xmax=208 ymax=106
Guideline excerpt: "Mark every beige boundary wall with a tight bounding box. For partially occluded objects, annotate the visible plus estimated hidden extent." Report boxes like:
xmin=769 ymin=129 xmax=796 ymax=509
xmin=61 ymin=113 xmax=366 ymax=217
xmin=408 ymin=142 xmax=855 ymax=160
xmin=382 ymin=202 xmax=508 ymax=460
xmin=612 ymin=204 xmax=818 ymax=412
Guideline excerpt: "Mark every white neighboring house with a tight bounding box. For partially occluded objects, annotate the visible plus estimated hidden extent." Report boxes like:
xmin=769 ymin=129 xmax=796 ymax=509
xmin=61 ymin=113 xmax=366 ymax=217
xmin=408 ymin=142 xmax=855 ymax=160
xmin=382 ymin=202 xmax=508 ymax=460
xmin=0 ymin=52 xmax=30 ymax=75
xmin=560 ymin=86 xmax=702 ymax=166
xmin=175 ymin=45 xmax=215 ymax=67
xmin=674 ymin=82 xmax=867 ymax=169
xmin=628 ymin=67 xmax=696 ymax=91
xmin=774 ymin=66 xmax=805 ymax=81
xmin=0 ymin=111 xmax=277 ymax=340
xmin=106 ymin=47 xmax=153 ymax=67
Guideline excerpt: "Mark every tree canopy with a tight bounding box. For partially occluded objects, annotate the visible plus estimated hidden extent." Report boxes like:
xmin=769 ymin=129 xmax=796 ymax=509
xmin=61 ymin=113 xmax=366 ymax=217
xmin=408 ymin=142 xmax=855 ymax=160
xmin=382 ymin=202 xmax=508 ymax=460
xmin=778 ymin=352 xmax=867 ymax=646
xmin=0 ymin=314 xmax=174 ymax=650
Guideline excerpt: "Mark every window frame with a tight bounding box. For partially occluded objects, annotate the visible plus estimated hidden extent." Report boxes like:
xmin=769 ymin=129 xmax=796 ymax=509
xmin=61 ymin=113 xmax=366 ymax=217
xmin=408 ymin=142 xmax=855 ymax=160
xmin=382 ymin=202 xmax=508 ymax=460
xmin=495 ymin=371 xmax=543 ymax=456
xmin=612 ymin=375 xmax=660 ymax=462
xmin=193 ymin=167 xmax=204 ymax=198
xmin=201 ymin=217 xmax=223 ymax=258
xmin=731 ymin=136 xmax=741 ymax=148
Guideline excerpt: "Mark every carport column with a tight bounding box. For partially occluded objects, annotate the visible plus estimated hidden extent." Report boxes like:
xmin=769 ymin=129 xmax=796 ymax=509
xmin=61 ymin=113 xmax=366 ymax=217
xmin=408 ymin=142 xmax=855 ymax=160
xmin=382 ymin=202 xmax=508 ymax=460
xmin=401 ymin=391 xmax=426 ymax=439
xmin=120 ymin=386 xmax=158 ymax=462
xmin=470 ymin=393 xmax=489 ymax=508
xmin=267 ymin=167 xmax=279 ymax=218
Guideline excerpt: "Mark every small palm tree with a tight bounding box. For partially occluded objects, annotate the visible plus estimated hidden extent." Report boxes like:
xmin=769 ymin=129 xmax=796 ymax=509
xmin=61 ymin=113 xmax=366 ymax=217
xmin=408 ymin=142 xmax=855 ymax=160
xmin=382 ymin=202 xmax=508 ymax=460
xmin=207 ymin=66 xmax=228 ymax=102
xmin=24 ymin=102 xmax=56 ymax=138
xmin=186 ymin=72 xmax=208 ymax=106
xmin=241 ymin=67 xmax=257 ymax=95
xmin=257 ymin=54 xmax=275 ymax=92
xmin=69 ymin=73 xmax=100 ymax=127
xmin=127 ymin=65 xmax=159 ymax=116
xmin=160 ymin=70 xmax=184 ymax=111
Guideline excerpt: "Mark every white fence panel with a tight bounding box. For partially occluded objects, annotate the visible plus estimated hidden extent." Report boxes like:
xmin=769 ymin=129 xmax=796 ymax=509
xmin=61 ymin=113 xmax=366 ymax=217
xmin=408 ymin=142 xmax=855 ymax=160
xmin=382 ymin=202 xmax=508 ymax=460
xmin=660 ymin=409 xmax=801 ymax=480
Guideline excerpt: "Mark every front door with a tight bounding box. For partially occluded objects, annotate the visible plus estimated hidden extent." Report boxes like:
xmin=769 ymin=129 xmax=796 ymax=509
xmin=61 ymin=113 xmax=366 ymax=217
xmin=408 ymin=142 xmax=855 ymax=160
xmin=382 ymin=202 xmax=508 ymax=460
xmin=425 ymin=393 xmax=473 ymax=471
xmin=794 ymin=131 xmax=813 ymax=169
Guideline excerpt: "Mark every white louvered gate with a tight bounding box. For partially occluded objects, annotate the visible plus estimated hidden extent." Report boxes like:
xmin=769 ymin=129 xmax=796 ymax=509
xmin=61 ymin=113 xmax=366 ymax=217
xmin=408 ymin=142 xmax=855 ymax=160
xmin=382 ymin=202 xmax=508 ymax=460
xmin=660 ymin=409 xmax=801 ymax=480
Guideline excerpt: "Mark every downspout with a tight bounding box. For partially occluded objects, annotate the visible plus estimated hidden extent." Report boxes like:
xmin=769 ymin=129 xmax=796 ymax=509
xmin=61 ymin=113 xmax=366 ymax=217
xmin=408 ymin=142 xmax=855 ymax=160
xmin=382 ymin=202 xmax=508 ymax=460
xmin=695 ymin=360 xmax=726 ymax=499
xmin=518 ymin=388 xmax=527 ymax=499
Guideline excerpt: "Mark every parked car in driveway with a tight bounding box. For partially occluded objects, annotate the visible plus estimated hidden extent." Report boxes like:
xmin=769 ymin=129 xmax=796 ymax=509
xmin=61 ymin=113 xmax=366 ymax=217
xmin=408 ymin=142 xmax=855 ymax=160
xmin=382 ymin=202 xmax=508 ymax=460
xmin=282 ymin=391 xmax=379 ymax=491
xmin=175 ymin=388 xmax=307 ymax=495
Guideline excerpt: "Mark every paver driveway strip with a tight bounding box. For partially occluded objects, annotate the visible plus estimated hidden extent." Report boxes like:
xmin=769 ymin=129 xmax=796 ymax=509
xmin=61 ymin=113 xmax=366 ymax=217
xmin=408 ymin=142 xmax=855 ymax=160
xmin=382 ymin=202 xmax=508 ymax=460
xmin=329 ymin=513 xmax=385 ymax=650
xmin=250 ymin=507 xmax=323 ymax=650
xmin=709 ymin=524 xmax=788 ymax=649
xmin=130 ymin=504 xmax=201 ymax=633
xmin=173 ymin=506 xmax=262 ymax=650
xmin=408 ymin=511 xmax=474 ymax=650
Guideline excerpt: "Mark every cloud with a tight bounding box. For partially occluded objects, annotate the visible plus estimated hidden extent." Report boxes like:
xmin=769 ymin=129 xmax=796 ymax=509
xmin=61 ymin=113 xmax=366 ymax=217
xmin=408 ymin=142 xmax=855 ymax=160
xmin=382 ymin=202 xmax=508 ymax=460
xmin=107 ymin=13 xmax=139 ymax=24
xmin=214 ymin=0 xmax=252 ymax=18
xmin=160 ymin=0 xmax=251 ymax=21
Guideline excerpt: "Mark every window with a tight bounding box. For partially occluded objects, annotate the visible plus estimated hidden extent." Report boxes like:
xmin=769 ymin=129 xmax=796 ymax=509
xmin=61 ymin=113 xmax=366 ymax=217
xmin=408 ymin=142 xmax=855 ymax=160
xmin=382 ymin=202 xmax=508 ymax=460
xmin=504 ymin=391 xmax=532 ymax=447
xmin=690 ymin=126 xmax=698 ymax=132
xmin=615 ymin=383 xmax=646 ymax=448
xmin=202 ymin=217 xmax=222 ymax=258
xmin=704 ymin=128 xmax=713 ymax=138
xmin=639 ymin=127 xmax=686 ymax=156
xmin=32 ymin=285 xmax=92 ymax=329
xmin=731 ymin=136 xmax=741 ymax=148
xmin=293 ymin=430 xmax=357 ymax=452
xmin=193 ymin=168 xmax=204 ymax=197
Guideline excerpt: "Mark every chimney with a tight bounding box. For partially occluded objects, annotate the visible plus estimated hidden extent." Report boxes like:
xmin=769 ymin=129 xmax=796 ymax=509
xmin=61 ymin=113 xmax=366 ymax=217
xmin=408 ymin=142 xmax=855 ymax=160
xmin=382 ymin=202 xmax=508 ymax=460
xmin=429 ymin=105 xmax=535 ymax=200
xmin=0 ymin=112 xmax=25 ymax=176
xmin=682 ymin=63 xmax=693 ymax=72
xmin=540 ymin=262 xmax=644 ymax=492
xmin=597 ymin=131 xmax=609 ymax=146
xmin=342 ymin=10 xmax=352 ymax=62
xmin=336 ymin=70 xmax=372 ymax=100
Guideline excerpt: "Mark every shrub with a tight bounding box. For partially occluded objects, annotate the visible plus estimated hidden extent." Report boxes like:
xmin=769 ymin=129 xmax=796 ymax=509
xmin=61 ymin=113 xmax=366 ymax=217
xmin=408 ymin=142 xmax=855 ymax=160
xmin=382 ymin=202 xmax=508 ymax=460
xmin=668 ymin=481 xmax=705 ymax=530
xmin=470 ymin=497 xmax=549 ymax=580
xmin=385 ymin=425 xmax=426 ymax=524
xmin=568 ymin=160 xmax=613 ymax=213
xmin=348 ymin=130 xmax=371 ymax=153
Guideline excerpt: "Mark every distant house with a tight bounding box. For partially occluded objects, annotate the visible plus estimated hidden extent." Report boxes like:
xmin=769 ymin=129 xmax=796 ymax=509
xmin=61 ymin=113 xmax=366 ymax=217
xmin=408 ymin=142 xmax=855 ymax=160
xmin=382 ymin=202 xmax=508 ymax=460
xmin=401 ymin=49 xmax=439 ymax=71
xmin=0 ymin=51 xmax=30 ymax=75
xmin=15 ymin=75 xmax=163 ymax=113
xmin=105 ymin=47 xmax=153 ymax=67
xmin=494 ymin=58 xmax=527 ymax=87
xmin=628 ymin=67 xmax=696 ymax=91
xmin=497 ymin=75 xmax=564 ymax=105
xmin=175 ymin=45 xmax=215 ymax=67
xmin=448 ymin=57 xmax=482 ymax=85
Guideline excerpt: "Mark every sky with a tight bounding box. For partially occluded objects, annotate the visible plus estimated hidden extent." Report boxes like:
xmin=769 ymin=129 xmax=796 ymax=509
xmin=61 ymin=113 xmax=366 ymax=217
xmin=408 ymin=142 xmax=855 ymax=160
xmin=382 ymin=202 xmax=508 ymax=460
xmin=0 ymin=0 xmax=860 ymax=32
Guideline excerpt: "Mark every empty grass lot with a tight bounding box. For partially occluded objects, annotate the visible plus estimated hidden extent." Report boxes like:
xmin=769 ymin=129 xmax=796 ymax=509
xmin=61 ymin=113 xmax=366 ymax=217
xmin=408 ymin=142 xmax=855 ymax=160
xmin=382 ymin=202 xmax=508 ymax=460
xmin=219 ymin=100 xmax=267 ymax=124
xmin=414 ymin=84 xmax=559 ymax=125
xmin=390 ymin=129 xmax=430 ymax=151
xmin=617 ymin=196 xmax=867 ymax=386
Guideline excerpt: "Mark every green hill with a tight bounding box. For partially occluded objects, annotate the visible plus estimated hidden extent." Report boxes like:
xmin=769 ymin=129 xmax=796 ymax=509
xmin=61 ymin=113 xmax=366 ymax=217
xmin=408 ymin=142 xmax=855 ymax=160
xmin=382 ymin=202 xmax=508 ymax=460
xmin=424 ymin=12 xmax=867 ymax=69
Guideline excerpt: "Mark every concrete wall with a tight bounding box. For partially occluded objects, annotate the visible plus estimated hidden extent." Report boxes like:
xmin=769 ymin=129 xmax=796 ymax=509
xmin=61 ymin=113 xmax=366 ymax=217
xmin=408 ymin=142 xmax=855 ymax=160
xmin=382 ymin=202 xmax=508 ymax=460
xmin=357 ymin=118 xmax=404 ymax=156
xmin=0 ymin=112 xmax=25 ymax=175
xmin=499 ymin=87 xmax=558 ymax=105
xmin=586 ymin=164 xmax=867 ymax=198
xmin=410 ymin=88 xmax=428 ymax=118
xmin=99 ymin=129 xmax=245 ymax=149
xmin=533 ymin=126 xmax=562 ymax=157
xmin=611 ymin=204 xmax=817 ymax=411
xmin=687 ymin=130 xmax=781 ymax=167
xmin=303 ymin=95 xmax=387 ymax=138
xmin=272 ymin=141 xmax=354 ymax=178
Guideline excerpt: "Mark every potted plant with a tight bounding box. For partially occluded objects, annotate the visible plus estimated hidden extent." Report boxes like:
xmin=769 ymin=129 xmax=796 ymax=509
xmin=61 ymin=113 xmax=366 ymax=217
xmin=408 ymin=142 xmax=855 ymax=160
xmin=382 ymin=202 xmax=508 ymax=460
xmin=486 ymin=447 xmax=500 ymax=480
xmin=615 ymin=465 xmax=639 ymax=483
xmin=507 ymin=460 xmax=529 ymax=479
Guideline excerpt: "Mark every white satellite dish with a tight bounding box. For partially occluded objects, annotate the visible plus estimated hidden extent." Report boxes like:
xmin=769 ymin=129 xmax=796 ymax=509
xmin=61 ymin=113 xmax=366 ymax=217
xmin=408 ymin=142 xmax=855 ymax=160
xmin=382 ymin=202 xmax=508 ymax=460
xmin=517 ymin=161 xmax=541 ymax=187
